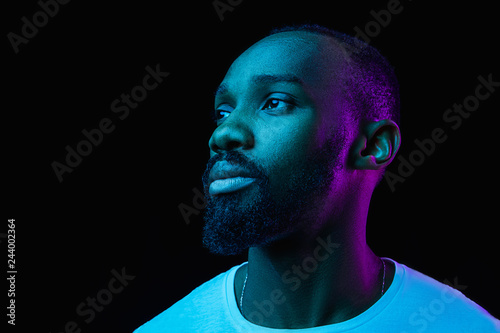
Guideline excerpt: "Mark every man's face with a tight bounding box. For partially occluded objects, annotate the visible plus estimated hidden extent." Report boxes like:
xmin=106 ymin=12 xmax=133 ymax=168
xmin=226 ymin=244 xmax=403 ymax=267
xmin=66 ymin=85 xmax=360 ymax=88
xmin=202 ymin=32 xmax=350 ymax=255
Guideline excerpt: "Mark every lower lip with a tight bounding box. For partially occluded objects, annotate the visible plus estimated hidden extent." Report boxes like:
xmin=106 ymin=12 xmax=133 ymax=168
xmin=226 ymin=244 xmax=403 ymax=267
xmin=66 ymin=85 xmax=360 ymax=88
xmin=209 ymin=177 xmax=256 ymax=195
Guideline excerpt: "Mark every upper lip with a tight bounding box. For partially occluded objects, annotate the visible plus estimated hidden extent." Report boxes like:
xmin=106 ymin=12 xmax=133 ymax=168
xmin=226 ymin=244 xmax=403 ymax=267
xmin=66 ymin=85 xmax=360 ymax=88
xmin=208 ymin=161 xmax=255 ymax=185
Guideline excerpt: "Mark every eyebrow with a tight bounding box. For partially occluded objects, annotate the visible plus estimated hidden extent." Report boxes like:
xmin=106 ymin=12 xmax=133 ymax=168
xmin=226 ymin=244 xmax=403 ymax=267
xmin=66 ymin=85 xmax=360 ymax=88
xmin=214 ymin=74 xmax=303 ymax=97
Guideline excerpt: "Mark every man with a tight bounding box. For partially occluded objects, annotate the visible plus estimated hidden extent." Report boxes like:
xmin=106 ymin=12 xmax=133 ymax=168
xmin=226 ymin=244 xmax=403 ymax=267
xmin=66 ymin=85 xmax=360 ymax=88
xmin=136 ymin=24 xmax=499 ymax=332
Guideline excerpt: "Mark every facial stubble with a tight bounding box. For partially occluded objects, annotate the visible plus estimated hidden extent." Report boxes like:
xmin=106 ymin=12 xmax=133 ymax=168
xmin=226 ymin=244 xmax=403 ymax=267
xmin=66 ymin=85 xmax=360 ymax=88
xmin=202 ymin=137 xmax=343 ymax=256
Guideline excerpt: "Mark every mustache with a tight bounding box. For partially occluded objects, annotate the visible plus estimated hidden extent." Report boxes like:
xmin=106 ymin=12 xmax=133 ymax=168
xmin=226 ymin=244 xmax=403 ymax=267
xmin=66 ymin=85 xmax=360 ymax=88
xmin=202 ymin=151 xmax=268 ymax=188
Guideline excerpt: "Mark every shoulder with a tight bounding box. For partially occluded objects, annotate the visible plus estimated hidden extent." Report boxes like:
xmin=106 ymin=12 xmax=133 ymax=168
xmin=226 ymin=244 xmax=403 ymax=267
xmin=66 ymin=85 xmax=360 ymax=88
xmin=394 ymin=262 xmax=500 ymax=332
xmin=134 ymin=264 xmax=242 ymax=333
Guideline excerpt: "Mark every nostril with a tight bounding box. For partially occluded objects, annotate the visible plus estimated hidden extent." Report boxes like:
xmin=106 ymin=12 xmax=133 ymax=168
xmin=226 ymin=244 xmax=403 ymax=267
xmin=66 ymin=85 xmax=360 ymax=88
xmin=226 ymin=140 xmax=243 ymax=151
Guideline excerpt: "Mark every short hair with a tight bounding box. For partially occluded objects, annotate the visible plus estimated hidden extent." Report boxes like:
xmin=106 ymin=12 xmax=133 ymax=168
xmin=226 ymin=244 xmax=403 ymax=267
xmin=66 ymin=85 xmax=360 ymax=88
xmin=268 ymin=24 xmax=400 ymax=127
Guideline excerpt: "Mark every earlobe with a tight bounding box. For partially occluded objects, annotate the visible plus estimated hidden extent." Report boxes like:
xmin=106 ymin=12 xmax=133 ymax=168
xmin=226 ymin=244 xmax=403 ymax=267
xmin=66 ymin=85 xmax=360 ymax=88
xmin=351 ymin=119 xmax=401 ymax=170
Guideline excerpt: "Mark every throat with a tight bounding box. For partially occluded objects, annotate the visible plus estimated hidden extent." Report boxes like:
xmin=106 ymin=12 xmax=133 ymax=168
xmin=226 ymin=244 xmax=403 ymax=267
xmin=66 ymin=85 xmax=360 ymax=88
xmin=234 ymin=245 xmax=394 ymax=329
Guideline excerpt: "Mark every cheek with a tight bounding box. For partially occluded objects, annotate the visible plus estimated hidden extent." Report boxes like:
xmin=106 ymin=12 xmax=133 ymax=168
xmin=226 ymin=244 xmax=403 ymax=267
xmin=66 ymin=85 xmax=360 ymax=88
xmin=254 ymin=114 xmax=318 ymax=194
xmin=311 ymin=101 xmax=344 ymax=151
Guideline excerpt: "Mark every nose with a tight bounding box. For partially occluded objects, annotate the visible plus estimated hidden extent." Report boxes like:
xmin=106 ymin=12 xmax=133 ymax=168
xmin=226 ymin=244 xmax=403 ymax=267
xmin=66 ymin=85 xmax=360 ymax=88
xmin=208 ymin=113 xmax=254 ymax=154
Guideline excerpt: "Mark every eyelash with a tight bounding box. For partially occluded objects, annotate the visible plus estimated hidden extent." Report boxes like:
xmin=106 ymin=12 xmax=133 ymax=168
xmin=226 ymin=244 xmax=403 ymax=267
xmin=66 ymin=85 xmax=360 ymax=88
xmin=213 ymin=97 xmax=295 ymax=123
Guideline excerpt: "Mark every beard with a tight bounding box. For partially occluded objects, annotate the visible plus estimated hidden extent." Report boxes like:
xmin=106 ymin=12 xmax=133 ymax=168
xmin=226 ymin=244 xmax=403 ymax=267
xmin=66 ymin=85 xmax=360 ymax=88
xmin=201 ymin=139 xmax=343 ymax=256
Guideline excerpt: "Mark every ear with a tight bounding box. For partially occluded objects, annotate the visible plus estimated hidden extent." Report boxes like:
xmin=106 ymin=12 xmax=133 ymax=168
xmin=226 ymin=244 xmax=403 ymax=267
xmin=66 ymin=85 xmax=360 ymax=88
xmin=350 ymin=119 xmax=401 ymax=170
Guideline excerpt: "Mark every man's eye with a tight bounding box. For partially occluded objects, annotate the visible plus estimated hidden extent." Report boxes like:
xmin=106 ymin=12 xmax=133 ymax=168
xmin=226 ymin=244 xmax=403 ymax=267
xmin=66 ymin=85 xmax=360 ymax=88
xmin=262 ymin=98 xmax=288 ymax=110
xmin=217 ymin=110 xmax=230 ymax=120
xmin=214 ymin=104 xmax=233 ymax=123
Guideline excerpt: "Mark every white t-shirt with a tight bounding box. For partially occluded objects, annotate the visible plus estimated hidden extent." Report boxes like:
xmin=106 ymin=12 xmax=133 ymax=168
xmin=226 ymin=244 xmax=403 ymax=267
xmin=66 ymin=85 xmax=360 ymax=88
xmin=135 ymin=259 xmax=500 ymax=332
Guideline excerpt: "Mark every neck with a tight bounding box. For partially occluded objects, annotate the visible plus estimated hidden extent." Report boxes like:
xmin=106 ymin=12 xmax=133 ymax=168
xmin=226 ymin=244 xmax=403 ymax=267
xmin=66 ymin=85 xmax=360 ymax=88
xmin=236 ymin=197 xmax=389 ymax=329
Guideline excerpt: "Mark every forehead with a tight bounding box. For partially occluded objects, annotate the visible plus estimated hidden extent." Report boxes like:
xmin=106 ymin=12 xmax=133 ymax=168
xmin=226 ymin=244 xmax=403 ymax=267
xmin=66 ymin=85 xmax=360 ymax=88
xmin=218 ymin=32 xmax=345 ymax=95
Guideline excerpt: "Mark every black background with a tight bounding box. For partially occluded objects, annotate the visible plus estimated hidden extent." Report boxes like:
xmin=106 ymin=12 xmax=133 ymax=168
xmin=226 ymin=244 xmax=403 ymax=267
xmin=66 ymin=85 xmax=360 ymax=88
xmin=4 ymin=0 xmax=499 ymax=332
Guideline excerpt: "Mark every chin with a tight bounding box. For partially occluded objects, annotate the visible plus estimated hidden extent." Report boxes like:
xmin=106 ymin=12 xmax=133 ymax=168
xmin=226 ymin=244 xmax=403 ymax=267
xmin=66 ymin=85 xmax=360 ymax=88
xmin=202 ymin=188 xmax=286 ymax=256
